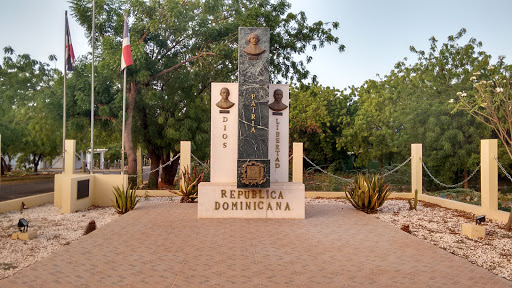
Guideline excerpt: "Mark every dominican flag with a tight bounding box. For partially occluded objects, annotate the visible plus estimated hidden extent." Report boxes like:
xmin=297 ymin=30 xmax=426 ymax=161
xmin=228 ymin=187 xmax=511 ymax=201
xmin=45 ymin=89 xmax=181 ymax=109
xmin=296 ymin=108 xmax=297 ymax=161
xmin=65 ymin=11 xmax=75 ymax=71
xmin=120 ymin=15 xmax=133 ymax=72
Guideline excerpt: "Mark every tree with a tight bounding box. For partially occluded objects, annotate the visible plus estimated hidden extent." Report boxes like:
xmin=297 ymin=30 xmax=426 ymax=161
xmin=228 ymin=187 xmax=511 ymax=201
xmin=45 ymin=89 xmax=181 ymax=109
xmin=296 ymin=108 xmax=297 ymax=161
xmin=456 ymin=55 xmax=512 ymax=230
xmin=344 ymin=29 xmax=490 ymax=186
xmin=290 ymin=83 xmax=354 ymax=169
xmin=0 ymin=47 xmax=61 ymax=172
xmin=70 ymin=0 xmax=344 ymax=187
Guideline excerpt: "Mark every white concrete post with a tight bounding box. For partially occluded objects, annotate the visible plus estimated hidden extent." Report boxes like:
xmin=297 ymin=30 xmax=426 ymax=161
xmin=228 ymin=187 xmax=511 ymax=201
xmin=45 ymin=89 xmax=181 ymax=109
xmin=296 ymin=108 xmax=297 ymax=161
xmin=100 ymin=151 xmax=104 ymax=170
xmin=293 ymin=142 xmax=303 ymax=183
xmin=411 ymin=143 xmax=422 ymax=195
xmin=180 ymin=141 xmax=191 ymax=189
xmin=64 ymin=140 xmax=76 ymax=174
xmin=137 ymin=146 xmax=143 ymax=186
xmin=481 ymin=139 xmax=498 ymax=212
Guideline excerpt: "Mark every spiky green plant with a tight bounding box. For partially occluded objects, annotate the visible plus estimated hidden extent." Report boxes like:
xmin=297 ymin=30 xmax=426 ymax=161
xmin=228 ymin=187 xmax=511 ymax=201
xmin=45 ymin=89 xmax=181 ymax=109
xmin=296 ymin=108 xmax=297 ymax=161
xmin=177 ymin=166 xmax=204 ymax=203
xmin=345 ymin=173 xmax=391 ymax=213
xmin=408 ymin=189 xmax=418 ymax=210
xmin=112 ymin=184 xmax=140 ymax=214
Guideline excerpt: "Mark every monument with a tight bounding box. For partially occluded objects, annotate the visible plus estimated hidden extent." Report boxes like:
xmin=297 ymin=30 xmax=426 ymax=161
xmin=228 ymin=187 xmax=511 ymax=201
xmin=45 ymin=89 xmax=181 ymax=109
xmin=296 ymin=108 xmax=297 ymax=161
xmin=198 ymin=27 xmax=305 ymax=219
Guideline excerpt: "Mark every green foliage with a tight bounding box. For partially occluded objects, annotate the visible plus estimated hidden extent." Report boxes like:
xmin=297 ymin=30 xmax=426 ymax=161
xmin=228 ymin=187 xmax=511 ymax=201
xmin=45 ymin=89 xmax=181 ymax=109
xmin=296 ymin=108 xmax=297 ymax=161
xmin=69 ymin=0 xmax=344 ymax=179
xmin=290 ymin=83 xmax=355 ymax=168
xmin=408 ymin=189 xmax=418 ymax=210
xmin=177 ymin=166 xmax=204 ymax=203
xmin=343 ymin=29 xmax=491 ymax=184
xmin=345 ymin=173 xmax=391 ymax=213
xmin=112 ymin=184 xmax=140 ymax=214
xmin=0 ymin=47 xmax=62 ymax=171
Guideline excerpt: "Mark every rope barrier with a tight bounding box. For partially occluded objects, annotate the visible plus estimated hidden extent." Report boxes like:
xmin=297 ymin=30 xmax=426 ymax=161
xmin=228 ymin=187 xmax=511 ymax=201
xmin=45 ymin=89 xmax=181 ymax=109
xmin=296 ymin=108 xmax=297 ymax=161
xmin=493 ymin=154 xmax=512 ymax=183
xmin=381 ymin=157 xmax=411 ymax=178
xmin=127 ymin=153 xmax=180 ymax=178
xmin=421 ymin=160 xmax=480 ymax=188
xmin=302 ymin=155 xmax=354 ymax=182
xmin=191 ymin=153 xmax=210 ymax=171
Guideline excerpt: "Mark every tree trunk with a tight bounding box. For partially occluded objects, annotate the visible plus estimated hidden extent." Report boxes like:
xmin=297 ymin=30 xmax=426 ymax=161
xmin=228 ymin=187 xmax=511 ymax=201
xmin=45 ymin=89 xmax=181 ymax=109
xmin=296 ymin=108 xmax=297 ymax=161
xmin=505 ymin=210 xmax=512 ymax=232
xmin=161 ymin=152 xmax=180 ymax=186
xmin=464 ymin=168 xmax=469 ymax=189
xmin=147 ymin=147 xmax=161 ymax=189
xmin=378 ymin=158 xmax=383 ymax=169
xmin=161 ymin=152 xmax=174 ymax=186
xmin=125 ymin=82 xmax=138 ymax=185
xmin=0 ymin=156 xmax=4 ymax=176
xmin=33 ymin=154 xmax=41 ymax=173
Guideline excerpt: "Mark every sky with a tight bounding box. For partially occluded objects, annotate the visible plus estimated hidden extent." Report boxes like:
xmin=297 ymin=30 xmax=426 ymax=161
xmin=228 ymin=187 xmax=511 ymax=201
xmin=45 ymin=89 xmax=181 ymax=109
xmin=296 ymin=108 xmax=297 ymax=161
xmin=1 ymin=0 xmax=511 ymax=90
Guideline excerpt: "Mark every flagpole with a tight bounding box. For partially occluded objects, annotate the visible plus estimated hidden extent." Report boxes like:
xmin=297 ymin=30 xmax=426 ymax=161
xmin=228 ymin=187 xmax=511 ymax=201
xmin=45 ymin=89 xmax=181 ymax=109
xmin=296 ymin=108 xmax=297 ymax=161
xmin=90 ymin=0 xmax=95 ymax=175
xmin=63 ymin=11 xmax=67 ymax=173
xmin=121 ymin=69 xmax=126 ymax=176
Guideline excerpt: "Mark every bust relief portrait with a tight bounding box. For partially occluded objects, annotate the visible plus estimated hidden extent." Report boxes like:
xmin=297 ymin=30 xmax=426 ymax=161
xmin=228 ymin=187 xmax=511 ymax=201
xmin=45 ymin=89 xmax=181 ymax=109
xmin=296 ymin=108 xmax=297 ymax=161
xmin=216 ymin=87 xmax=235 ymax=109
xmin=243 ymin=33 xmax=265 ymax=56
xmin=269 ymin=89 xmax=288 ymax=112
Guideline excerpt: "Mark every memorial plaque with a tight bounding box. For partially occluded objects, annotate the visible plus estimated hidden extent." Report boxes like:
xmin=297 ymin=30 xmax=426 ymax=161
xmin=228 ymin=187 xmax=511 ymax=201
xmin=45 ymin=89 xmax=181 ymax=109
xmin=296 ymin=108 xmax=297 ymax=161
xmin=77 ymin=179 xmax=90 ymax=199
xmin=237 ymin=27 xmax=270 ymax=188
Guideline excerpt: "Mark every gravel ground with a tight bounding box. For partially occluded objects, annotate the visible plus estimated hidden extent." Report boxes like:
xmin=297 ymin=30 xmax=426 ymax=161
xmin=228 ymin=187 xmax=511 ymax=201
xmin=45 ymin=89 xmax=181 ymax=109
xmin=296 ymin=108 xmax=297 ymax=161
xmin=1 ymin=197 xmax=511 ymax=281
xmin=307 ymin=197 xmax=512 ymax=281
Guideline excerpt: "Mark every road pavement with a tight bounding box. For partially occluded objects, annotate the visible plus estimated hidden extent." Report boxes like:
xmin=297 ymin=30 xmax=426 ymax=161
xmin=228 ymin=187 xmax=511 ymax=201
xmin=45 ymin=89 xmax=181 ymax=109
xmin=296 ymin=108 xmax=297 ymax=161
xmin=0 ymin=167 xmax=151 ymax=202
xmin=0 ymin=179 xmax=54 ymax=202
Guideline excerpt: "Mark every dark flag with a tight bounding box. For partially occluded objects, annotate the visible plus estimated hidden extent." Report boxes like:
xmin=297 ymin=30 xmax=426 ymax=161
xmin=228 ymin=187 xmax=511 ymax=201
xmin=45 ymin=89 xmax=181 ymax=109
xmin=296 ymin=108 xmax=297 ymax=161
xmin=65 ymin=11 xmax=75 ymax=71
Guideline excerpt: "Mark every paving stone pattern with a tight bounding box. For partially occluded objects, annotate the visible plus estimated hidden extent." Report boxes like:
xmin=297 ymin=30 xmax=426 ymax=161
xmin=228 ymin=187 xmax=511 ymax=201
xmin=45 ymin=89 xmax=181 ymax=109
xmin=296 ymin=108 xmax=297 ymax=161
xmin=1 ymin=203 xmax=511 ymax=287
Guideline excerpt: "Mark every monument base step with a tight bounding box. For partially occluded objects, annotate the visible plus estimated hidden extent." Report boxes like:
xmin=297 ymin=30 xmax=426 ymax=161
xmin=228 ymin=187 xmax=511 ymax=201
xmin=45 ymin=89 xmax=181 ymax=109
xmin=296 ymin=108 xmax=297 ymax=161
xmin=198 ymin=182 xmax=305 ymax=219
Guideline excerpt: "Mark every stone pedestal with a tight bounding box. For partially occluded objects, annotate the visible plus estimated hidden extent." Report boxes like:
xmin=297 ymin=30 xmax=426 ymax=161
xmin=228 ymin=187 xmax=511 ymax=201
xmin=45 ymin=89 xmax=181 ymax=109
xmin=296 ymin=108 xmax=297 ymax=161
xmin=462 ymin=223 xmax=485 ymax=239
xmin=11 ymin=230 xmax=38 ymax=240
xmin=198 ymin=182 xmax=305 ymax=219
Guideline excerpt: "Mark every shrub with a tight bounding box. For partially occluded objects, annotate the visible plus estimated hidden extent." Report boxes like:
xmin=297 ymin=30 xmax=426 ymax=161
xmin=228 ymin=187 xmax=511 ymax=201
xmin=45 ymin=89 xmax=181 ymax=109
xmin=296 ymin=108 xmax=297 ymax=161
xmin=112 ymin=184 xmax=140 ymax=214
xmin=345 ymin=173 xmax=391 ymax=213
xmin=177 ymin=166 xmax=204 ymax=203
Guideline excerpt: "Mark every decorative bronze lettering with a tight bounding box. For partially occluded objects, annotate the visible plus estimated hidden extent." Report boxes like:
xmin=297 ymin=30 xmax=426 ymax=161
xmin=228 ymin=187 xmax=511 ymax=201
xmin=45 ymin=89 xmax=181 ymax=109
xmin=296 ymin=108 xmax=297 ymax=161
xmin=276 ymin=202 xmax=282 ymax=210
xmin=246 ymin=202 xmax=251 ymax=210
xmin=269 ymin=89 xmax=288 ymax=111
xmin=223 ymin=143 xmax=227 ymax=148
xmin=243 ymin=33 xmax=265 ymax=57
xmin=258 ymin=201 xmax=264 ymax=209
xmin=241 ymin=162 xmax=267 ymax=185
xmin=278 ymin=191 xmax=284 ymax=199
xmin=216 ymin=87 xmax=235 ymax=109
xmin=285 ymin=202 xmax=290 ymax=210
xmin=221 ymin=190 xmax=227 ymax=198
xmin=271 ymin=190 xmax=276 ymax=199
xmin=222 ymin=134 xmax=228 ymax=139
xmin=223 ymin=202 xmax=229 ymax=210
xmin=215 ymin=202 xmax=221 ymax=210
xmin=238 ymin=191 xmax=243 ymax=198
xmin=230 ymin=190 xmax=235 ymax=198
xmin=232 ymin=202 xmax=238 ymax=210
xmin=267 ymin=203 xmax=272 ymax=210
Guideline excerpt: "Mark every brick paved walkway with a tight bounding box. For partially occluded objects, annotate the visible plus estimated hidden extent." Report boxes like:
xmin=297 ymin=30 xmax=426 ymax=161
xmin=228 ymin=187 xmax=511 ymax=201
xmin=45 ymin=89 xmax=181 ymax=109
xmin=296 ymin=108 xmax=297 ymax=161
xmin=1 ymin=203 xmax=510 ymax=287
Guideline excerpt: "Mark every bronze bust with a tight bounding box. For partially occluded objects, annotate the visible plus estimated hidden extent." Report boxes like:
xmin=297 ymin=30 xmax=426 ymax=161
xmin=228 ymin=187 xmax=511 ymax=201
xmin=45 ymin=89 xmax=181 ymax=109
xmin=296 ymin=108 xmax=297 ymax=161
xmin=269 ymin=89 xmax=288 ymax=111
xmin=216 ymin=87 xmax=235 ymax=109
xmin=243 ymin=33 xmax=265 ymax=56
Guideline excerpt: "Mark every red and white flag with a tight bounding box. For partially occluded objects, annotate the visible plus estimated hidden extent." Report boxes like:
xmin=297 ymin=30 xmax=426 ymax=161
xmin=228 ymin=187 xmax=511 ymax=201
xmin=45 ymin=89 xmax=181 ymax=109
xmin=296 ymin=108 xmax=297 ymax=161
xmin=120 ymin=15 xmax=133 ymax=72
xmin=65 ymin=11 xmax=75 ymax=71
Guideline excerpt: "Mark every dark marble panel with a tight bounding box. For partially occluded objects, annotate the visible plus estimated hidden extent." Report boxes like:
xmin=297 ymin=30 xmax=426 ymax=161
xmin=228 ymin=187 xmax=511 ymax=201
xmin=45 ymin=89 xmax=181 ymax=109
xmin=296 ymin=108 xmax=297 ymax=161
xmin=237 ymin=27 xmax=270 ymax=189
xmin=237 ymin=159 xmax=271 ymax=188
xmin=238 ymin=27 xmax=270 ymax=84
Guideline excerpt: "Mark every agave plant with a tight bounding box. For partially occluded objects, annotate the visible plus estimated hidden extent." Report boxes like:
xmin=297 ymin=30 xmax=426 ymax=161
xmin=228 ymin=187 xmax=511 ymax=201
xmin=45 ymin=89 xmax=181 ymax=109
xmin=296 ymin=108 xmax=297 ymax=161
xmin=112 ymin=184 xmax=140 ymax=214
xmin=345 ymin=173 xmax=391 ymax=213
xmin=177 ymin=166 xmax=204 ymax=203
